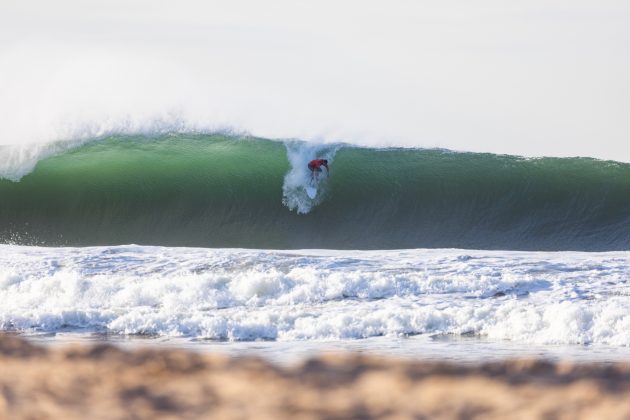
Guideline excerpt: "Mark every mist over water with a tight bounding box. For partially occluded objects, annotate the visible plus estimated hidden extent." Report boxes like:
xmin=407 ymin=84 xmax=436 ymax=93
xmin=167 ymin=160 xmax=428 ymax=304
xmin=1 ymin=1 xmax=629 ymax=160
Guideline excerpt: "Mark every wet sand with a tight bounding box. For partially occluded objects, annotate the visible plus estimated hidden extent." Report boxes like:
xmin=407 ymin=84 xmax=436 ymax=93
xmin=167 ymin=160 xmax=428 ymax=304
xmin=1 ymin=334 xmax=630 ymax=419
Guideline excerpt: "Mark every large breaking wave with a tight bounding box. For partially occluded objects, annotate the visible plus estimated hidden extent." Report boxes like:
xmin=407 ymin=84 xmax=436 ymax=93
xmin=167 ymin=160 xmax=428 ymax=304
xmin=1 ymin=134 xmax=630 ymax=251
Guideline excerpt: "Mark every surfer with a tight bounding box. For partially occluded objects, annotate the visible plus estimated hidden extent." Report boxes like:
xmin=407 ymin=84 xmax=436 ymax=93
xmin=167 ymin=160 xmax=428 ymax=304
xmin=308 ymin=159 xmax=329 ymax=182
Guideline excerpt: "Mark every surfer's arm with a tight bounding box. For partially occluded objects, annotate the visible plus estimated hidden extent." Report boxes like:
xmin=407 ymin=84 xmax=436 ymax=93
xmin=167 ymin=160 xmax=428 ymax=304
xmin=325 ymin=164 xmax=329 ymax=177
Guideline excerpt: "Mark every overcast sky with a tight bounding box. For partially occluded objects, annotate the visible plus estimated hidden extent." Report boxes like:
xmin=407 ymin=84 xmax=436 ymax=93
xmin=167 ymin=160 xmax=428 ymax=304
xmin=1 ymin=0 xmax=629 ymax=160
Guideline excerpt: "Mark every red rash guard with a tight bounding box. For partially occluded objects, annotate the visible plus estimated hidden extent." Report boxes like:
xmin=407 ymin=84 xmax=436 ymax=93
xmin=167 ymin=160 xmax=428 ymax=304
xmin=308 ymin=159 xmax=327 ymax=169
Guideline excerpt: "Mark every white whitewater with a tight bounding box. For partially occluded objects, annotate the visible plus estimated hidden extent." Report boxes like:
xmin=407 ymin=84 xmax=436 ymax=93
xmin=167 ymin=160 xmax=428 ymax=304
xmin=2 ymin=245 xmax=630 ymax=346
xmin=281 ymin=142 xmax=338 ymax=214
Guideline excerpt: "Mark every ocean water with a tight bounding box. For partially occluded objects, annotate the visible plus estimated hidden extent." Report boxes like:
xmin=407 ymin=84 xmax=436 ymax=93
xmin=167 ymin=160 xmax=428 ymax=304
xmin=2 ymin=135 xmax=630 ymax=361
xmin=2 ymin=135 xmax=630 ymax=250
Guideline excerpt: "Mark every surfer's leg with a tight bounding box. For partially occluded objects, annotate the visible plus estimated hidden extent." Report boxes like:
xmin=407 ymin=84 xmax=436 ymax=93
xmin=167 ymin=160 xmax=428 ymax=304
xmin=308 ymin=164 xmax=316 ymax=182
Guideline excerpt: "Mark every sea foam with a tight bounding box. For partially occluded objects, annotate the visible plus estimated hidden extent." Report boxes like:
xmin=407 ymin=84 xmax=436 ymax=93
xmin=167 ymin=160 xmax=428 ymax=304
xmin=1 ymin=245 xmax=629 ymax=345
xmin=282 ymin=142 xmax=339 ymax=213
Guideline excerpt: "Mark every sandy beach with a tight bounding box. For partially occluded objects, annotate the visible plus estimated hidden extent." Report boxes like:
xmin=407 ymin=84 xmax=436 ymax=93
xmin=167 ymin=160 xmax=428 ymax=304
xmin=0 ymin=334 xmax=629 ymax=419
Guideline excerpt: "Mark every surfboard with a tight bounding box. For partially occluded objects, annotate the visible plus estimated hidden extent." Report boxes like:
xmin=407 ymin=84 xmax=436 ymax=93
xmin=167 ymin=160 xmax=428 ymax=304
xmin=306 ymin=186 xmax=317 ymax=199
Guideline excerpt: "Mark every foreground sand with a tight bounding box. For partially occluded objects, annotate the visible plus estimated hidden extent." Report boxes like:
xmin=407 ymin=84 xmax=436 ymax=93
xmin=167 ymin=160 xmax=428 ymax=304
xmin=1 ymin=335 xmax=630 ymax=419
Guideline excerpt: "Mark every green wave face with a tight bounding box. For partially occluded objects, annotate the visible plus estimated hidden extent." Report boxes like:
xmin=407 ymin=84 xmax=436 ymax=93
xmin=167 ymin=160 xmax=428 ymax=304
xmin=2 ymin=134 xmax=630 ymax=250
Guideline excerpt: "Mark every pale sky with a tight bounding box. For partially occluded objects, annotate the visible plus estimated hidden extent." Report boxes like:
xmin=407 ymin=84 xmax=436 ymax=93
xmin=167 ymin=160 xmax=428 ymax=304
xmin=1 ymin=0 xmax=629 ymax=160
